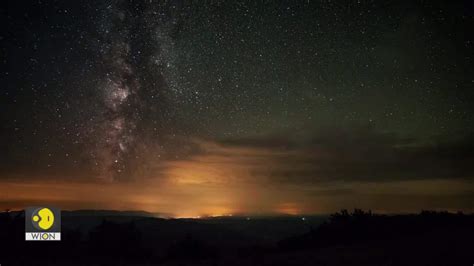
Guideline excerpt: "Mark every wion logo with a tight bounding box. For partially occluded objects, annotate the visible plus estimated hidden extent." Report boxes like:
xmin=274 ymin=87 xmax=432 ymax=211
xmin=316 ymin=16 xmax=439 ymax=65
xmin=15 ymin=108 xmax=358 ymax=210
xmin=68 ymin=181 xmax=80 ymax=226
xmin=25 ymin=207 xmax=61 ymax=241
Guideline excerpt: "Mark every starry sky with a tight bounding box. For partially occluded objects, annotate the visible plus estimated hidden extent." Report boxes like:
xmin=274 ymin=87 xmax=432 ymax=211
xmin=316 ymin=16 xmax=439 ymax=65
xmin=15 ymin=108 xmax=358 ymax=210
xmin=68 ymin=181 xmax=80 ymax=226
xmin=1 ymin=0 xmax=473 ymax=216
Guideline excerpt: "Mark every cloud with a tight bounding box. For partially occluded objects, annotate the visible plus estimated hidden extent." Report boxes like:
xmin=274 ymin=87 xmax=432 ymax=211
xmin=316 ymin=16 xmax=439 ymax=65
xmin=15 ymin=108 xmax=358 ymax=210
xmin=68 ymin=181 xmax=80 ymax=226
xmin=180 ymin=127 xmax=474 ymax=185
xmin=1 ymin=127 xmax=473 ymax=214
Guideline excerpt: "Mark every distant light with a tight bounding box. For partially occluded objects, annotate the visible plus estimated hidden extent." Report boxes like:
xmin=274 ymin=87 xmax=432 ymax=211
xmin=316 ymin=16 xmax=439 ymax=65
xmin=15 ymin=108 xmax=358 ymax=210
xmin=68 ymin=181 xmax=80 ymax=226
xmin=301 ymin=217 xmax=306 ymax=221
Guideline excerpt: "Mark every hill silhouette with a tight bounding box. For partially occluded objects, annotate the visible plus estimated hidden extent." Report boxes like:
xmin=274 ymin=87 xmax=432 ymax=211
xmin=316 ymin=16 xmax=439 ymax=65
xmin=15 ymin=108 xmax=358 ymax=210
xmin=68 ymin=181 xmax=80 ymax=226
xmin=0 ymin=209 xmax=472 ymax=265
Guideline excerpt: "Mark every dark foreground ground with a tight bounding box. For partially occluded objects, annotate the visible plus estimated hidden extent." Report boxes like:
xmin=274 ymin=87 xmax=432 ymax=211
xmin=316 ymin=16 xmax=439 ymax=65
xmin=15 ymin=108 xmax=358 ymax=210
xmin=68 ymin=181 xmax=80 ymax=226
xmin=0 ymin=209 xmax=472 ymax=266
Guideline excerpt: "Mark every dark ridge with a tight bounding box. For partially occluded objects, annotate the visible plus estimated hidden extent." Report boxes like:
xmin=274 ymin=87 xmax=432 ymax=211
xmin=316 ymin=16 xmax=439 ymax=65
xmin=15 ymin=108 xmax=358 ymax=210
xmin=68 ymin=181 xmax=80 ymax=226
xmin=1 ymin=209 xmax=472 ymax=265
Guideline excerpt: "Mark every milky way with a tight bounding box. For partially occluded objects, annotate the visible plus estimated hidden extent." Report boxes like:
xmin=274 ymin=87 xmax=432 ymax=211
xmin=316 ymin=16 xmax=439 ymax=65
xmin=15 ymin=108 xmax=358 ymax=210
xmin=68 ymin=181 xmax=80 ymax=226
xmin=91 ymin=1 xmax=177 ymax=181
xmin=95 ymin=4 xmax=139 ymax=181
xmin=1 ymin=1 xmax=473 ymax=213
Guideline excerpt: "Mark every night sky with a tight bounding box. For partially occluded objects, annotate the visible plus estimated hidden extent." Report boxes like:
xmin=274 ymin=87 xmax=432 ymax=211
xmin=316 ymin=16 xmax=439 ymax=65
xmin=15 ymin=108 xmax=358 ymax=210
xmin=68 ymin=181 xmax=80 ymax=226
xmin=1 ymin=0 xmax=473 ymax=216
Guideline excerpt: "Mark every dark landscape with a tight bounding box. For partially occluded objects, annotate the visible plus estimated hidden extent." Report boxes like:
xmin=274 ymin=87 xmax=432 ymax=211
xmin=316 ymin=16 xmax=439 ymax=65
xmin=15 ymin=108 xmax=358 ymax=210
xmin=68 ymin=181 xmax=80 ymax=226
xmin=1 ymin=1 xmax=473 ymax=265
xmin=1 ymin=209 xmax=473 ymax=266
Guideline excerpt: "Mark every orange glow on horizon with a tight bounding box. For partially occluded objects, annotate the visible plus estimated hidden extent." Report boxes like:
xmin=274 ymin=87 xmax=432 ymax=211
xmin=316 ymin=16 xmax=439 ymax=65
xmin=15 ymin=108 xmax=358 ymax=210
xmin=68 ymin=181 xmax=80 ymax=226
xmin=0 ymin=140 xmax=472 ymax=215
xmin=276 ymin=203 xmax=301 ymax=215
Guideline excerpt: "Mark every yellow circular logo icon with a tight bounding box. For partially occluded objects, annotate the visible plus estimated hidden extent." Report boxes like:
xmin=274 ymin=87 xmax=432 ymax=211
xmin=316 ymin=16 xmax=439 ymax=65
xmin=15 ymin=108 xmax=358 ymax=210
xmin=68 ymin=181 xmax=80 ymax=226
xmin=32 ymin=207 xmax=55 ymax=230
